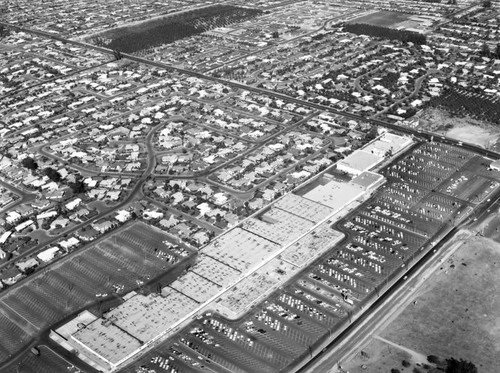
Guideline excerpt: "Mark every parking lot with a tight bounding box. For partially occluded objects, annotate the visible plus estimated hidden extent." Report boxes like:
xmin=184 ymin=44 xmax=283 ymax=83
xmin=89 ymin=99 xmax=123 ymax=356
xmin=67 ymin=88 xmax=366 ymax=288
xmin=0 ymin=222 xmax=195 ymax=364
xmin=4 ymin=345 xmax=78 ymax=373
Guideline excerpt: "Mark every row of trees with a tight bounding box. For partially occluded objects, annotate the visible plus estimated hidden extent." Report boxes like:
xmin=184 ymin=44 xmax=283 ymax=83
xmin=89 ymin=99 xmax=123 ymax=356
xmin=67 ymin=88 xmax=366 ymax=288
xmin=343 ymin=23 xmax=427 ymax=45
xmin=391 ymin=356 xmax=477 ymax=373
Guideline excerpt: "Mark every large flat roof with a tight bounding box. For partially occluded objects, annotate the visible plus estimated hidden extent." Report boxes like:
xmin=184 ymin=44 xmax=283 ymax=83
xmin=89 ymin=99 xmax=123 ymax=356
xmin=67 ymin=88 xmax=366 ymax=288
xmin=215 ymin=258 xmax=298 ymax=318
xmin=241 ymin=208 xmax=313 ymax=245
xmin=105 ymin=292 xmax=198 ymax=343
xmin=71 ymin=319 xmax=141 ymax=365
xmin=363 ymin=132 xmax=413 ymax=157
xmin=169 ymin=271 xmax=221 ymax=303
xmin=303 ymin=180 xmax=365 ymax=210
xmin=274 ymin=193 xmax=333 ymax=223
xmin=281 ymin=222 xmax=344 ymax=267
xmin=337 ymin=150 xmax=383 ymax=174
xmin=56 ymin=310 xmax=97 ymax=340
xmin=201 ymin=227 xmax=280 ymax=272
xmin=351 ymin=170 xmax=385 ymax=189
xmin=191 ymin=254 xmax=241 ymax=287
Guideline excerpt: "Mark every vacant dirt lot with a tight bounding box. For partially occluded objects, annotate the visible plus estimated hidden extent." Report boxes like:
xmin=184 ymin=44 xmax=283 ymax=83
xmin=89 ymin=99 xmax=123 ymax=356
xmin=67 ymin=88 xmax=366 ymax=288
xmin=348 ymin=11 xmax=411 ymax=27
xmin=342 ymin=235 xmax=500 ymax=373
xmin=417 ymin=107 xmax=500 ymax=150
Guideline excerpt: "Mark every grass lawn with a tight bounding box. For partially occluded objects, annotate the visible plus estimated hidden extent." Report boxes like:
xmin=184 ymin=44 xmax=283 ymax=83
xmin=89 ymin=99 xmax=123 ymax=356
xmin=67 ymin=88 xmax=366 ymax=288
xmin=378 ymin=235 xmax=500 ymax=373
xmin=348 ymin=11 xmax=411 ymax=27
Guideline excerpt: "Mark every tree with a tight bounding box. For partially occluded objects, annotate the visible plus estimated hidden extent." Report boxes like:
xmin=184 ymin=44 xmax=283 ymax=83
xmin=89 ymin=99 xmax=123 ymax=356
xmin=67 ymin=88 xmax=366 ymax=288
xmin=21 ymin=157 xmax=38 ymax=171
xmin=113 ymin=49 xmax=123 ymax=61
xmin=366 ymin=126 xmax=379 ymax=141
xmin=445 ymin=358 xmax=478 ymax=373
xmin=0 ymin=25 xmax=10 ymax=40
xmin=427 ymin=355 xmax=440 ymax=364
xmin=69 ymin=180 xmax=86 ymax=194
xmin=480 ymin=42 xmax=491 ymax=57
xmin=91 ymin=36 xmax=107 ymax=47
xmin=483 ymin=0 xmax=492 ymax=7
xmin=43 ymin=167 xmax=62 ymax=182
xmin=495 ymin=43 xmax=500 ymax=58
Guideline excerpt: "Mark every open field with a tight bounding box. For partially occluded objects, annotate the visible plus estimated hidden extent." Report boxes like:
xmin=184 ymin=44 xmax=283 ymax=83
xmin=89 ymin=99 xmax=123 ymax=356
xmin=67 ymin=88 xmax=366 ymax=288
xmin=483 ymin=215 xmax=500 ymax=243
xmin=374 ymin=236 xmax=500 ymax=373
xmin=342 ymin=337 xmax=417 ymax=373
xmin=447 ymin=125 xmax=494 ymax=148
xmin=348 ymin=11 xmax=411 ymax=27
xmin=417 ymin=107 xmax=500 ymax=150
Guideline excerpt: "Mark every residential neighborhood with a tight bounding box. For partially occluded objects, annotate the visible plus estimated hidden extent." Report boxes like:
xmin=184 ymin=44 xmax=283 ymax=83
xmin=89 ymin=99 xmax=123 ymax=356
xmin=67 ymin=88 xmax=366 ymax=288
xmin=0 ymin=0 xmax=499 ymax=373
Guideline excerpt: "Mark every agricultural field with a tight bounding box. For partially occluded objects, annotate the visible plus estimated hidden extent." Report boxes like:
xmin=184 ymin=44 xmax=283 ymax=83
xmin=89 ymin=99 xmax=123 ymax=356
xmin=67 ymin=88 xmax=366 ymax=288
xmin=348 ymin=11 xmax=413 ymax=27
xmin=429 ymin=87 xmax=500 ymax=125
xmin=0 ymin=222 xmax=194 ymax=364
xmin=98 ymin=5 xmax=263 ymax=53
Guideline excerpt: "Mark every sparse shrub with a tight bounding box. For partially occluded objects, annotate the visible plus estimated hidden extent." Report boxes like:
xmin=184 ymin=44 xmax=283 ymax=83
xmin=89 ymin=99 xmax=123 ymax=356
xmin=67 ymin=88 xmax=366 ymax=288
xmin=402 ymin=360 xmax=411 ymax=367
xmin=445 ymin=358 xmax=477 ymax=373
xmin=427 ymin=355 xmax=440 ymax=364
xmin=391 ymin=369 xmax=401 ymax=373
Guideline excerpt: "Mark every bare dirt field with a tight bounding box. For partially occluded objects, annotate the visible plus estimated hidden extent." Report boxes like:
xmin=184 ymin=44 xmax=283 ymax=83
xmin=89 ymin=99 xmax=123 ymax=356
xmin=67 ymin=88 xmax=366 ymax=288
xmin=341 ymin=337 xmax=423 ymax=373
xmin=417 ymin=107 xmax=500 ymax=150
xmin=343 ymin=235 xmax=500 ymax=373
xmin=348 ymin=11 xmax=411 ymax=27
xmin=482 ymin=214 xmax=500 ymax=243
